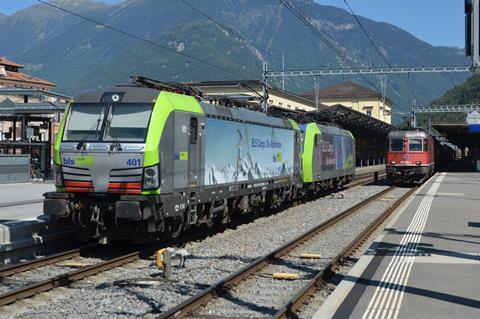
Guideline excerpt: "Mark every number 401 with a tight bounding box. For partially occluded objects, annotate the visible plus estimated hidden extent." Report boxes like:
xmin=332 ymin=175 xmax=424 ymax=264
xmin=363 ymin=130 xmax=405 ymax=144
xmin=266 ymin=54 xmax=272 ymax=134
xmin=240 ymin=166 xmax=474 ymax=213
xmin=126 ymin=159 xmax=141 ymax=166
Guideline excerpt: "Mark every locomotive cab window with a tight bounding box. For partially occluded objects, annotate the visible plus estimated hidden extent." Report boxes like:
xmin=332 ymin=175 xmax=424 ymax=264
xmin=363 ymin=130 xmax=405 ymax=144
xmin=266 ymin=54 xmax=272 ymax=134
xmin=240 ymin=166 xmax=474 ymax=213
xmin=408 ymin=138 xmax=423 ymax=152
xmin=63 ymin=103 xmax=153 ymax=142
xmin=63 ymin=103 xmax=106 ymax=141
xmin=390 ymin=138 xmax=403 ymax=151
xmin=190 ymin=117 xmax=198 ymax=144
xmin=423 ymin=139 xmax=428 ymax=151
xmin=104 ymin=104 xmax=153 ymax=142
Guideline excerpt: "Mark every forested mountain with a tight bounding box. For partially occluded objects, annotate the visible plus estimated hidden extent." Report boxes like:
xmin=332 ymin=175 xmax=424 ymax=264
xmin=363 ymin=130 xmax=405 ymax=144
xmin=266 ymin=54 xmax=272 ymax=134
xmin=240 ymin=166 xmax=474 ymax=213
xmin=0 ymin=0 xmax=470 ymax=123
xmin=411 ymin=75 xmax=480 ymax=126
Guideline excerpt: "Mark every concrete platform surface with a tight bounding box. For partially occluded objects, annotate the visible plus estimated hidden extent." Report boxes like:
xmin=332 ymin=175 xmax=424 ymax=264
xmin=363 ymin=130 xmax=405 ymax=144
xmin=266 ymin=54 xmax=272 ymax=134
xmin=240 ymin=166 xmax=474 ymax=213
xmin=0 ymin=182 xmax=54 ymax=208
xmin=315 ymin=172 xmax=480 ymax=319
xmin=0 ymin=182 xmax=75 ymax=263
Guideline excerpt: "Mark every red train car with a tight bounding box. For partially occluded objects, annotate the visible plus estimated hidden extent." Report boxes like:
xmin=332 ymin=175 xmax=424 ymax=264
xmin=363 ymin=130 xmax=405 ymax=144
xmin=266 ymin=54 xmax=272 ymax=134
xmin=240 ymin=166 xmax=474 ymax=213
xmin=386 ymin=131 xmax=435 ymax=184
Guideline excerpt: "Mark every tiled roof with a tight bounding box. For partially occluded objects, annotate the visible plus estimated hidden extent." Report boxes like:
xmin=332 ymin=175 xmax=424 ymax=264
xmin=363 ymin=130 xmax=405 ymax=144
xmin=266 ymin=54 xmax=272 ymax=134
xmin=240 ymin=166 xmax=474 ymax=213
xmin=303 ymin=81 xmax=392 ymax=105
xmin=1 ymin=70 xmax=55 ymax=87
xmin=0 ymin=57 xmax=23 ymax=68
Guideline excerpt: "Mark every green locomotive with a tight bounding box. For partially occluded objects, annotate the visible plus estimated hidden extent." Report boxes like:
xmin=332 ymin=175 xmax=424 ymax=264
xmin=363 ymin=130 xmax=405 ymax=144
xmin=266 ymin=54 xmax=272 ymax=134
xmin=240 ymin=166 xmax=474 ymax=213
xmin=44 ymin=80 xmax=355 ymax=242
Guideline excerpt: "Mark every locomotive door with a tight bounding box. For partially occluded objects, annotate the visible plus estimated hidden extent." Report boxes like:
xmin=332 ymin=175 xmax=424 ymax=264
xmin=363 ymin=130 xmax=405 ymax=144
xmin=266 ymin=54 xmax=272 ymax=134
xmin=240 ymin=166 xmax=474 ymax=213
xmin=313 ymin=133 xmax=322 ymax=179
xmin=188 ymin=117 xmax=200 ymax=196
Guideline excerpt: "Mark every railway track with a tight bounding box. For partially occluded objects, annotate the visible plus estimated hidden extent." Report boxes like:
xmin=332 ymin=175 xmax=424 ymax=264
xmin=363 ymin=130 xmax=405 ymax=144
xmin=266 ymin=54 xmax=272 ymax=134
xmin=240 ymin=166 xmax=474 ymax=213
xmin=156 ymin=185 xmax=415 ymax=319
xmin=0 ymin=171 xmax=385 ymax=308
xmin=0 ymin=244 xmax=96 ymax=278
xmin=0 ymin=245 xmax=143 ymax=306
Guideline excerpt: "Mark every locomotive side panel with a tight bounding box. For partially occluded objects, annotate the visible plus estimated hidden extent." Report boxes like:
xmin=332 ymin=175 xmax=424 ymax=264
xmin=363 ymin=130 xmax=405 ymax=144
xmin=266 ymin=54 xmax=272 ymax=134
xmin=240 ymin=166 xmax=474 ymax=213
xmin=203 ymin=117 xmax=295 ymax=186
xmin=317 ymin=124 xmax=355 ymax=180
xmin=301 ymin=123 xmax=355 ymax=185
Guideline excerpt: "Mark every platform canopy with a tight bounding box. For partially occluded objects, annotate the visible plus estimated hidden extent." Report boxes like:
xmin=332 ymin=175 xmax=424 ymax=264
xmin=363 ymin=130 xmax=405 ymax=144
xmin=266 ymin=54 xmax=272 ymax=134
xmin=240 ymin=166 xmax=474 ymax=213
xmin=432 ymin=123 xmax=480 ymax=148
xmin=0 ymin=98 xmax=66 ymax=116
xmin=311 ymin=104 xmax=395 ymax=135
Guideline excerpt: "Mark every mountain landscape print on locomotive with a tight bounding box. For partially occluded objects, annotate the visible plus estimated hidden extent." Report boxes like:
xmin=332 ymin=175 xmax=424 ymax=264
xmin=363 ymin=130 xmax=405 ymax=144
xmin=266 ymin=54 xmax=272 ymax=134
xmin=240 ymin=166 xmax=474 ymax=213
xmin=204 ymin=118 xmax=294 ymax=185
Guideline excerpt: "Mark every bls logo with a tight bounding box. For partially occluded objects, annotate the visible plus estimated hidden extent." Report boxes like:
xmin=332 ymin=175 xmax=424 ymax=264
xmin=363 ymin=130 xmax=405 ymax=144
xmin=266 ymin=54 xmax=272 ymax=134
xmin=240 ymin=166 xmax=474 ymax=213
xmin=63 ymin=157 xmax=75 ymax=165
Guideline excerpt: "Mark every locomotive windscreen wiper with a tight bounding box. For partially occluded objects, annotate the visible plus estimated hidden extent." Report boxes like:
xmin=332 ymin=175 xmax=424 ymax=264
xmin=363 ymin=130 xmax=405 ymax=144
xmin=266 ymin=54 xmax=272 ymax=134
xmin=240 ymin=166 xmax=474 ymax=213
xmin=76 ymin=117 xmax=102 ymax=150
xmin=103 ymin=116 xmax=123 ymax=151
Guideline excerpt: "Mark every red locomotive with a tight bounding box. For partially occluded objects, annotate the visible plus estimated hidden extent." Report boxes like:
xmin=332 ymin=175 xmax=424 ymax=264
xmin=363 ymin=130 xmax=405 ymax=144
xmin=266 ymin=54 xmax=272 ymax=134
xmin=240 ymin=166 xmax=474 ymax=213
xmin=386 ymin=131 xmax=436 ymax=184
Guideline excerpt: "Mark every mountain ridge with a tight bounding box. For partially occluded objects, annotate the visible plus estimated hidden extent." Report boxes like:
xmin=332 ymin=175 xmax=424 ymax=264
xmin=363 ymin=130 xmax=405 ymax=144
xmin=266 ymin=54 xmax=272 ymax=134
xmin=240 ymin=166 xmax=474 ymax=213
xmin=0 ymin=0 xmax=470 ymax=124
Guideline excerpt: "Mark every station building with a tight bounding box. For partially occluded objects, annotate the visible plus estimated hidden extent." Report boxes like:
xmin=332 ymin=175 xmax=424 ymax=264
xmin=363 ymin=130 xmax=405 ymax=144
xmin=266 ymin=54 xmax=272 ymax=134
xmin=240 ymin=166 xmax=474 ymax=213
xmin=303 ymin=81 xmax=392 ymax=124
xmin=0 ymin=56 xmax=64 ymax=140
xmin=189 ymin=80 xmax=317 ymax=112
xmin=0 ymin=56 xmax=69 ymax=181
xmin=0 ymin=57 xmax=55 ymax=93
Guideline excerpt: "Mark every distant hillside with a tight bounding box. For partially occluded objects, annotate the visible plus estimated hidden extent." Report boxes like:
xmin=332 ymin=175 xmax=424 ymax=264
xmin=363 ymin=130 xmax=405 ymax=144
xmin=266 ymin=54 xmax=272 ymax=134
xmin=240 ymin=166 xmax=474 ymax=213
xmin=0 ymin=0 xmax=470 ymax=124
xmin=413 ymin=75 xmax=480 ymax=126
xmin=431 ymin=75 xmax=480 ymax=105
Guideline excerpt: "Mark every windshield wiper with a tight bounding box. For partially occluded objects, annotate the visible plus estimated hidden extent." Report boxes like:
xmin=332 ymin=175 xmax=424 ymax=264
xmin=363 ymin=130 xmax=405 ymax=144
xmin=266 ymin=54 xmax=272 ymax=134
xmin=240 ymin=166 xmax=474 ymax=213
xmin=76 ymin=117 xmax=102 ymax=150
xmin=110 ymin=136 xmax=123 ymax=152
xmin=104 ymin=116 xmax=123 ymax=151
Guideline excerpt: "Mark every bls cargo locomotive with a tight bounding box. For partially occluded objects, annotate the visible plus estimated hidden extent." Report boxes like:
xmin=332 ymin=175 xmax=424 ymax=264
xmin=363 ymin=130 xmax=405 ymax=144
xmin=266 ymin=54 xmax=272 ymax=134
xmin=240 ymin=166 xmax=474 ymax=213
xmin=386 ymin=130 xmax=455 ymax=184
xmin=44 ymin=80 xmax=355 ymax=242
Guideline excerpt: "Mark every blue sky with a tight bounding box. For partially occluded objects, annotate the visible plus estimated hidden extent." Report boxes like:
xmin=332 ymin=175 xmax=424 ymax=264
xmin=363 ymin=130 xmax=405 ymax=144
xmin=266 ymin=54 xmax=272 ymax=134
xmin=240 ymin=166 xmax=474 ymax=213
xmin=0 ymin=0 xmax=465 ymax=47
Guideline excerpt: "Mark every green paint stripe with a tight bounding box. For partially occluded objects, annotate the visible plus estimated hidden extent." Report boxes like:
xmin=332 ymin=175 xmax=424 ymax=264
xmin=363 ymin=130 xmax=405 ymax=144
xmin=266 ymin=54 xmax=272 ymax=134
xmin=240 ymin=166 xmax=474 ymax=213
xmin=287 ymin=118 xmax=300 ymax=131
xmin=347 ymin=130 xmax=355 ymax=140
xmin=143 ymin=91 xmax=204 ymax=194
xmin=54 ymin=102 xmax=71 ymax=165
xmin=144 ymin=91 xmax=203 ymax=167
xmin=75 ymin=155 xmax=94 ymax=167
xmin=302 ymin=123 xmax=321 ymax=183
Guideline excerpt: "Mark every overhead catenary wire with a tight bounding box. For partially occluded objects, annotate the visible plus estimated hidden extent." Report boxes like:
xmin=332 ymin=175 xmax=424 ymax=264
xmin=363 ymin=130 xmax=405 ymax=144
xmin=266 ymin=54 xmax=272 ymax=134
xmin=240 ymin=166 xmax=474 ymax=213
xmin=181 ymin=0 xmax=274 ymax=60
xmin=180 ymin=0 xmax=332 ymax=89
xmin=36 ymin=0 xmax=249 ymax=80
xmin=279 ymin=0 xmax=381 ymax=91
xmin=343 ymin=0 xmax=417 ymax=103
xmin=343 ymin=0 xmax=389 ymax=68
xmin=279 ymin=0 xmax=350 ymax=65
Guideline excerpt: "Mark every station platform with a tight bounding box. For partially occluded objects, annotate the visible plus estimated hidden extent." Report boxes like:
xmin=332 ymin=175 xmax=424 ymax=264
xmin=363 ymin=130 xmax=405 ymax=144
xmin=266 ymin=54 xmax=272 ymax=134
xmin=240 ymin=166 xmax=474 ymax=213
xmin=315 ymin=172 xmax=480 ymax=319
xmin=355 ymin=164 xmax=385 ymax=176
xmin=0 ymin=181 xmax=54 ymax=209
xmin=0 ymin=182 xmax=75 ymax=263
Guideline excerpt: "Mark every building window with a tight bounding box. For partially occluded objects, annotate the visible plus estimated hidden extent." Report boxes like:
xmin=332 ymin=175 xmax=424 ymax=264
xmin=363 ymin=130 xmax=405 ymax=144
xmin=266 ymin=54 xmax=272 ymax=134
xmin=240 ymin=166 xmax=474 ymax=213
xmin=269 ymin=99 xmax=273 ymax=104
xmin=287 ymin=104 xmax=291 ymax=108
xmin=278 ymin=102 xmax=283 ymax=106
xmin=366 ymin=110 xmax=372 ymax=117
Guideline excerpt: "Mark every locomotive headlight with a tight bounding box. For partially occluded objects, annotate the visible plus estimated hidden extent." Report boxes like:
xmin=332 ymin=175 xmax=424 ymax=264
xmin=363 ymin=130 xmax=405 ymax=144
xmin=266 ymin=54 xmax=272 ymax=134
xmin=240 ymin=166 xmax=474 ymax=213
xmin=415 ymin=161 xmax=422 ymax=165
xmin=54 ymin=164 xmax=63 ymax=187
xmin=143 ymin=164 xmax=159 ymax=190
xmin=145 ymin=168 xmax=156 ymax=177
xmin=391 ymin=161 xmax=396 ymax=164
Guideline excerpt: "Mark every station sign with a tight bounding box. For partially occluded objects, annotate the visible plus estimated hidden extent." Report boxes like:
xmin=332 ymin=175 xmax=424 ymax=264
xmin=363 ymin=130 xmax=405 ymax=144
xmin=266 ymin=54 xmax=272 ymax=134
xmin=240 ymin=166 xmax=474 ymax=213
xmin=467 ymin=110 xmax=480 ymax=132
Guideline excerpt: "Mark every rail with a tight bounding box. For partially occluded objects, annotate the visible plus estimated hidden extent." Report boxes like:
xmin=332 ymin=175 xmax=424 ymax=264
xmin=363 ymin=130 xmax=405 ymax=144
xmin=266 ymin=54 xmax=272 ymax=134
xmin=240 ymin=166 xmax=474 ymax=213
xmin=272 ymin=186 xmax=417 ymax=318
xmin=0 ymin=168 xmax=385 ymax=306
xmin=157 ymin=186 xmax=399 ymax=318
